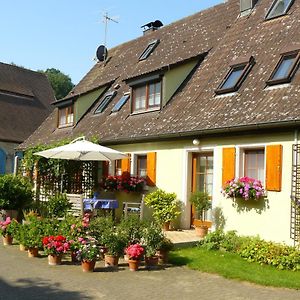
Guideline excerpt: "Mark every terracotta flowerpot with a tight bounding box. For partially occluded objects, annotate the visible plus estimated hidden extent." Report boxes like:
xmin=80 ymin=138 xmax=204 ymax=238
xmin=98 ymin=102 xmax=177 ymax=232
xmin=81 ymin=260 xmax=96 ymax=272
xmin=104 ymin=254 xmax=119 ymax=268
xmin=28 ymin=247 xmax=39 ymax=258
xmin=156 ymin=249 xmax=169 ymax=264
xmin=163 ymin=221 xmax=170 ymax=231
xmin=2 ymin=235 xmax=13 ymax=246
xmin=145 ymin=256 xmax=159 ymax=270
xmin=195 ymin=225 xmax=208 ymax=238
xmin=0 ymin=210 xmax=18 ymax=221
xmin=48 ymin=254 xmax=62 ymax=265
xmin=19 ymin=244 xmax=27 ymax=251
xmin=128 ymin=259 xmax=139 ymax=271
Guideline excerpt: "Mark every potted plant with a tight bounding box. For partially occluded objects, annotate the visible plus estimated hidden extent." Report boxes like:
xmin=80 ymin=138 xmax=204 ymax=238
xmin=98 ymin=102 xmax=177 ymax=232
xmin=76 ymin=236 xmax=99 ymax=272
xmin=42 ymin=235 xmax=70 ymax=265
xmin=156 ymin=237 xmax=173 ymax=264
xmin=125 ymin=243 xmax=144 ymax=271
xmin=0 ymin=217 xmax=14 ymax=245
xmin=0 ymin=175 xmax=33 ymax=221
xmin=189 ymin=191 xmax=212 ymax=237
xmin=144 ymin=189 xmax=180 ymax=231
xmin=22 ymin=216 xmax=44 ymax=257
xmin=142 ymin=222 xmax=164 ymax=269
xmin=47 ymin=193 xmax=72 ymax=218
xmin=103 ymin=228 xmax=126 ymax=269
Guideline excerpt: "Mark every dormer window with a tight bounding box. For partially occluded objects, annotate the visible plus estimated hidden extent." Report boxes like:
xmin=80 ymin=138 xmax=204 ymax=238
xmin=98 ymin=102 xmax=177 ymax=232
xmin=139 ymin=40 xmax=160 ymax=61
xmin=132 ymin=80 xmax=161 ymax=113
xmin=94 ymin=91 xmax=116 ymax=114
xmin=267 ymin=51 xmax=300 ymax=85
xmin=58 ymin=105 xmax=73 ymax=127
xmin=216 ymin=56 xmax=255 ymax=95
xmin=265 ymin=0 xmax=294 ymax=20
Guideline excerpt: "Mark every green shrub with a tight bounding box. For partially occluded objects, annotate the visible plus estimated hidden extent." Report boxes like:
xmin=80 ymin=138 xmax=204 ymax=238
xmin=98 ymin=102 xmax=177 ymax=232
xmin=89 ymin=216 xmax=114 ymax=245
xmin=0 ymin=175 xmax=33 ymax=210
xmin=198 ymin=230 xmax=225 ymax=250
xmin=118 ymin=215 xmax=145 ymax=245
xmin=47 ymin=193 xmax=72 ymax=217
xmin=141 ymin=221 xmax=164 ymax=256
xmin=144 ymin=189 xmax=180 ymax=224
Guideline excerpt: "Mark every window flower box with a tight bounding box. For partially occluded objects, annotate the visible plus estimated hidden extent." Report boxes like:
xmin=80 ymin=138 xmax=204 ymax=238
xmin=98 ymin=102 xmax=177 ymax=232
xmin=222 ymin=177 xmax=264 ymax=200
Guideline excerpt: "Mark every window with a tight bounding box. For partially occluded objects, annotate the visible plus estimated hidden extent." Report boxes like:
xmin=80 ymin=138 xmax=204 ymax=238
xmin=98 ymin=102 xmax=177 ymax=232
xmin=132 ymin=81 xmax=161 ymax=112
xmin=267 ymin=51 xmax=300 ymax=85
xmin=58 ymin=105 xmax=74 ymax=127
xmin=94 ymin=91 xmax=116 ymax=114
xmin=216 ymin=57 xmax=255 ymax=94
xmin=137 ymin=155 xmax=147 ymax=177
xmin=115 ymin=159 xmax=122 ymax=176
xmin=111 ymin=94 xmax=130 ymax=113
xmin=139 ymin=40 xmax=160 ymax=61
xmin=266 ymin=0 xmax=294 ymax=20
xmin=244 ymin=149 xmax=265 ymax=184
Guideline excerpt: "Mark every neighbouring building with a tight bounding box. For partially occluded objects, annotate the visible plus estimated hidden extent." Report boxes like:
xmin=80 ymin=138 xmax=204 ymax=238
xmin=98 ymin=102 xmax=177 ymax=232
xmin=0 ymin=63 xmax=54 ymax=173
xmin=20 ymin=0 xmax=300 ymax=245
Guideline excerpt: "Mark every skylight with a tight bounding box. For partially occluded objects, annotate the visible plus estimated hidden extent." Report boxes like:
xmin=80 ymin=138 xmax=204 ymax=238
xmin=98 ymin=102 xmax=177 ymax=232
xmin=215 ymin=57 xmax=255 ymax=95
xmin=266 ymin=0 xmax=294 ymax=19
xmin=267 ymin=51 xmax=300 ymax=85
xmin=111 ymin=94 xmax=130 ymax=113
xmin=94 ymin=91 xmax=116 ymax=114
xmin=139 ymin=40 xmax=160 ymax=61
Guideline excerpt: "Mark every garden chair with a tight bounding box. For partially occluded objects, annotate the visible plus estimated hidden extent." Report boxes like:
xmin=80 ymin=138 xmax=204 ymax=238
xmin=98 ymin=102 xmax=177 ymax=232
xmin=66 ymin=193 xmax=84 ymax=217
xmin=123 ymin=194 xmax=145 ymax=220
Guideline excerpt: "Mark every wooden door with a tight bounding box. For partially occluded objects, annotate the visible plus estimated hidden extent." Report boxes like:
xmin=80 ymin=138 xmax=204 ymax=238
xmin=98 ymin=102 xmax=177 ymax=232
xmin=191 ymin=152 xmax=213 ymax=226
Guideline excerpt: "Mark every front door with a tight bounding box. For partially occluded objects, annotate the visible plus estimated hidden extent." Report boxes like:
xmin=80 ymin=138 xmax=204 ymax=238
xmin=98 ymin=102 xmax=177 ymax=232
xmin=191 ymin=152 xmax=213 ymax=226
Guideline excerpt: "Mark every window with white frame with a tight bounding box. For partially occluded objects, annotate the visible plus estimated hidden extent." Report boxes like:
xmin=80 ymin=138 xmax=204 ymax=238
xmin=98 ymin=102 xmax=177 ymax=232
xmin=239 ymin=148 xmax=265 ymax=184
xmin=136 ymin=155 xmax=147 ymax=178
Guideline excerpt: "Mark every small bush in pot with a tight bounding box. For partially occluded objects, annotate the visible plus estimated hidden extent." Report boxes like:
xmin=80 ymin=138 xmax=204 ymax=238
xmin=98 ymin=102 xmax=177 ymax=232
xmin=0 ymin=175 xmax=33 ymax=219
xmin=189 ymin=191 xmax=211 ymax=237
xmin=144 ymin=189 xmax=180 ymax=230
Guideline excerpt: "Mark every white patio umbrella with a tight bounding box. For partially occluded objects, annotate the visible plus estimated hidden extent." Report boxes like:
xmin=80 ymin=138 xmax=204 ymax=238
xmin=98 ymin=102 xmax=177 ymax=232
xmin=34 ymin=137 xmax=127 ymax=161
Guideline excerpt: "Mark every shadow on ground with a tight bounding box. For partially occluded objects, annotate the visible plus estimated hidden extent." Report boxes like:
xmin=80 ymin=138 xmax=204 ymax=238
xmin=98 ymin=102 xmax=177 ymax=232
xmin=0 ymin=277 xmax=91 ymax=300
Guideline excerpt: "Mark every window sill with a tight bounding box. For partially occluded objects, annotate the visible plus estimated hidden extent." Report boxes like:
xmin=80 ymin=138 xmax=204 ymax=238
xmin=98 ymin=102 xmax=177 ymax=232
xmin=58 ymin=124 xmax=74 ymax=129
xmin=130 ymin=107 xmax=160 ymax=116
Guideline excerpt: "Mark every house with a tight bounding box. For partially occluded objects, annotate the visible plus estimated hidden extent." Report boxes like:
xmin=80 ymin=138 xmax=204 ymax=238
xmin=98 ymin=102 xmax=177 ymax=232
xmin=20 ymin=0 xmax=300 ymax=245
xmin=0 ymin=63 xmax=54 ymax=174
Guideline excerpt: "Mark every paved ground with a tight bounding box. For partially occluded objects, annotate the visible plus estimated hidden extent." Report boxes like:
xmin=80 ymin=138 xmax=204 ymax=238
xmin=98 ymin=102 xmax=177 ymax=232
xmin=1 ymin=241 xmax=300 ymax=300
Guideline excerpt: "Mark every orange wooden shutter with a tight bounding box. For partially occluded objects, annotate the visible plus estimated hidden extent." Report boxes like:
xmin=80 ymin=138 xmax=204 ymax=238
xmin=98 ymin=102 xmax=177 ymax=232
xmin=266 ymin=145 xmax=282 ymax=191
xmin=146 ymin=152 xmax=157 ymax=186
xmin=121 ymin=154 xmax=131 ymax=176
xmin=222 ymin=147 xmax=235 ymax=187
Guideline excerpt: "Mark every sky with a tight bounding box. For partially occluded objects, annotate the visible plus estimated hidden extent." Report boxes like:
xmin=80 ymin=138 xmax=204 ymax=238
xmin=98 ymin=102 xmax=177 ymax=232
xmin=1 ymin=0 xmax=223 ymax=84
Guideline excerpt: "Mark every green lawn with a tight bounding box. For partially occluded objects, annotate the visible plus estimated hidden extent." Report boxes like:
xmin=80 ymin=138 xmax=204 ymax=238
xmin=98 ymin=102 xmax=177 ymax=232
xmin=169 ymin=247 xmax=300 ymax=290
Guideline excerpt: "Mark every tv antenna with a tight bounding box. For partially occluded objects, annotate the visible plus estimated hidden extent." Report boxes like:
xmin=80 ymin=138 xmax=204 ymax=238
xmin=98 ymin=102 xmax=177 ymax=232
xmin=103 ymin=12 xmax=118 ymax=48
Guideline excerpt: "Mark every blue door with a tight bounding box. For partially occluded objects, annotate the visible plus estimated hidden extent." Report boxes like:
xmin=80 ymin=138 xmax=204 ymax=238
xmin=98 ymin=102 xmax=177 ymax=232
xmin=0 ymin=149 xmax=6 ymax=174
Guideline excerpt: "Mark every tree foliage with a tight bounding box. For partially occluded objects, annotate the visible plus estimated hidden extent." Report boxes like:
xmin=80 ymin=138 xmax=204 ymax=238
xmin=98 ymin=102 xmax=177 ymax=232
xmin=41 ymin=68 xmax=74 ymax=100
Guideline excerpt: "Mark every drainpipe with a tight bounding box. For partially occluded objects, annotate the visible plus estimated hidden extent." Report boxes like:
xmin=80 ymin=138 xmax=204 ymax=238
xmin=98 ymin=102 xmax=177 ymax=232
xmin=294 ymin=129 xmax=298 ymax=145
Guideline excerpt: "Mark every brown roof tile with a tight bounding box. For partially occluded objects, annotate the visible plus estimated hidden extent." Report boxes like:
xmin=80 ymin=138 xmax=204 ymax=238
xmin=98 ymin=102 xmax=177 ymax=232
xmin=21 ymin=0 xmax=300 ymax=148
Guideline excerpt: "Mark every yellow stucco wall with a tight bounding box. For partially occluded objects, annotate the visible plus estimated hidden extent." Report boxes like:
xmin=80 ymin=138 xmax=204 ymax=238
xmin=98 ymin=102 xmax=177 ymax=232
xmin=110 ymin=131 xmax=296 ymax=244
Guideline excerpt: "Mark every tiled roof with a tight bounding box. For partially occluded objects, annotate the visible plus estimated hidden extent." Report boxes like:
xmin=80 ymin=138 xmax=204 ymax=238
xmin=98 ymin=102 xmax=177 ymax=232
xmin=0 ymin=63 xmax=54 ymax=142
xmin=20 ymin=0 xmax=300 ymax=148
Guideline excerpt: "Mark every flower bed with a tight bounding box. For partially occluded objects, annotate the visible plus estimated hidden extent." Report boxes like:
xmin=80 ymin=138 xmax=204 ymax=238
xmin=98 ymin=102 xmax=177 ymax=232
xmin=222 ymin=177 xmax=264 ymax=200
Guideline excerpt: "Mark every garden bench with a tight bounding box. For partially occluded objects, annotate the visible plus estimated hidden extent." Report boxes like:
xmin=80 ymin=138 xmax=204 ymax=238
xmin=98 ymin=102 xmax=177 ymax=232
xmin=66 ymin=193 xmax=84 ymax=217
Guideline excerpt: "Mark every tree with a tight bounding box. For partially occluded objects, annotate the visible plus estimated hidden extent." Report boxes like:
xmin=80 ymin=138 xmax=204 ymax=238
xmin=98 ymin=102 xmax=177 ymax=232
xmin=41 ymin=68 xmax=74 ymax=100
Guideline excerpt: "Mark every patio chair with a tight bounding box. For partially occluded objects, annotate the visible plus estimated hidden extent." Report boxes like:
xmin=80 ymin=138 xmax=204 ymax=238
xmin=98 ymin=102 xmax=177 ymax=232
xmin=66 ymin=193 xmax=84 ymax=217
xmin=123 ymin=194 xmax=145 ymax=220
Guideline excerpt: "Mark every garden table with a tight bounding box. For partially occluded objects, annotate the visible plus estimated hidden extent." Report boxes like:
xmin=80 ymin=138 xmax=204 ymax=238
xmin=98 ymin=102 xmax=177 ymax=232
xmin=83 ymin=198 xmax=119 ymax=218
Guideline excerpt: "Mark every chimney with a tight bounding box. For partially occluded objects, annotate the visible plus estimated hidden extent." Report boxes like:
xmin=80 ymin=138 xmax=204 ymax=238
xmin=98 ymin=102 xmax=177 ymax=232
xmin=141 ymin=20 xmax=163 ymax=35
xmin=240 ymin=0 xmax=258 ymax=16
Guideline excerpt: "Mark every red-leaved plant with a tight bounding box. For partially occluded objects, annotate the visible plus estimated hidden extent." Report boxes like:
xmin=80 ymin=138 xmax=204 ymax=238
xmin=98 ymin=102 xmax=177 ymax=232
xmin=42 ymin=235 xmax=70 ymax=255
xmin=125 ymin=243 xmax=144 ymax=260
